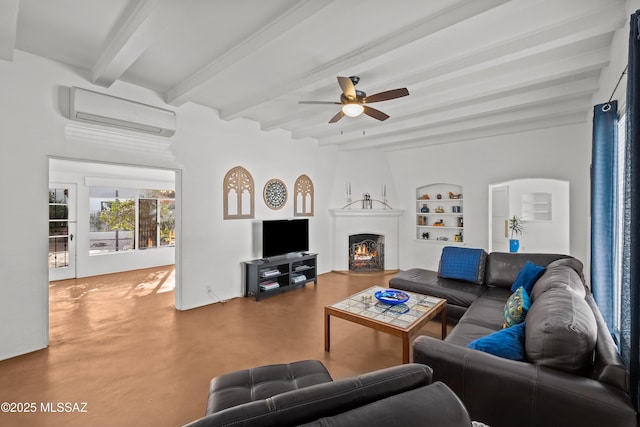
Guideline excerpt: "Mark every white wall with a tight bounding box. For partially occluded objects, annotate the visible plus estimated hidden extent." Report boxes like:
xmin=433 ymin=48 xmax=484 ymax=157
xmin=386 ymin=122 xmax=592 ymax=272
xmin=0 ymin=51 xmax=337 ymax=360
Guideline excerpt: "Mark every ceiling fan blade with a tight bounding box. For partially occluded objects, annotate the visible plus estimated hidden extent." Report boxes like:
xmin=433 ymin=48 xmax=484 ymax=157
xmin=328 ymin=110 xmax=345 ymax=123
xmin=364 ymin=88 xmax=409 ymax=103
xmin=337 ymin=76 xmax=356 ymax=101
xmin=363 ymin=105 xmax=389 ymax=121
xmin=299 ymin=101 xmax=341 ymax=105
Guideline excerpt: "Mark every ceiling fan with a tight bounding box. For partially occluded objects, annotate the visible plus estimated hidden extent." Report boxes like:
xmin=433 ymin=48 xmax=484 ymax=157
xmin=299 ymin=76 xmax=409 ymax=123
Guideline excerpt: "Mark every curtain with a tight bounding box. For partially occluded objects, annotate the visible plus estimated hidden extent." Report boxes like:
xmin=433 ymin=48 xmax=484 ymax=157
xmin=621 ymin=9 xmax=640 ymax=414
xmin=591 ymin=100 xmax=618 ymax=334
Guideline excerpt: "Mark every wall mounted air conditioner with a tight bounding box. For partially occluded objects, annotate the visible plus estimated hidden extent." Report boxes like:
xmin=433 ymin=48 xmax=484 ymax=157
xmin=69 ymin=87 xmax=176 ymax=137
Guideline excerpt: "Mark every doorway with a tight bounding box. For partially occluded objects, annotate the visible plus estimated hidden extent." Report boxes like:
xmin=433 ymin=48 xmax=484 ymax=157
xmin=48 ymin=158 xmax=178 ymax=290
xmin=488 ymin=178 xmax=570 ymax=253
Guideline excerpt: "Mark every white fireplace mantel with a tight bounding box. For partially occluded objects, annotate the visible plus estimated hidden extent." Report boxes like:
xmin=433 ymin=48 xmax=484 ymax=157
xmin=328 ymin=208 xmax=404 ymax=217
xmin=329 ymin=208 xmax=405 ymax=271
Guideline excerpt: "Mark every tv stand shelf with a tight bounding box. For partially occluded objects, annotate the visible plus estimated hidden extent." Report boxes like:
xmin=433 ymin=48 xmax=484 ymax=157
xmin=244 ymin=253 xmax=318 ymax=301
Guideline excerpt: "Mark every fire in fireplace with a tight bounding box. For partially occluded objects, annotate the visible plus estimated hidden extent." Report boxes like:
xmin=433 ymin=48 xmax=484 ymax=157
xmin=349 ymin=233 xmax=384 ymax=271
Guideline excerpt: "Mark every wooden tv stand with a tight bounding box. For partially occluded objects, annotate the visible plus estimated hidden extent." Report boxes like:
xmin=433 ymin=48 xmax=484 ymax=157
xmin=243 ymin=253 xmax=318 ymax=301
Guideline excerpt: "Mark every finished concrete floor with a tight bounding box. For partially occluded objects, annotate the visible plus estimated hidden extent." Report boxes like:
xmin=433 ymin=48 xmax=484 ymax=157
xmin=0 ymin=266 xmax=445 ymax=426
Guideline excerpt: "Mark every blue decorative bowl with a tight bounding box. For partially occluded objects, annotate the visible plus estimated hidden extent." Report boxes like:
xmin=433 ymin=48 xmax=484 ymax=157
xmin=375 ymin=290 xmax=410 ymax=305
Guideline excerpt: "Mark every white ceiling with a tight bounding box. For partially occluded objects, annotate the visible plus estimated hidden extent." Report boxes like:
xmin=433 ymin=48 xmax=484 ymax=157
xmin=2 ymin=0 xmax=627 ymax=151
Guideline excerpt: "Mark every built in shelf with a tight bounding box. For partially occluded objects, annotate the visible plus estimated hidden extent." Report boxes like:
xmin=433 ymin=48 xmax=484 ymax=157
xmin=416 ymin=183 xmax=464 ymax=243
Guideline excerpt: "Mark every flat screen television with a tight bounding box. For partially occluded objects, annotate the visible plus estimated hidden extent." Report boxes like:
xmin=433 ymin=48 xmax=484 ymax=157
xmin=262 ymin=219 xmax=309 ymax=258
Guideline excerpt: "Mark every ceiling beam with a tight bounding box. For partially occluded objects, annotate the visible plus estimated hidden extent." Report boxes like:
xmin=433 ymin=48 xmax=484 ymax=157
xmin=0 ymin=0 xmax=19 ymax=61
xmin=219 ymin=0 xmax=511 ymax=120
xmin=90 ymin=0 xmax=163 ymax=87
xmin=377 ymin=112 xmax=588 ymax=152
xmin=336 ymin=97 xmax=591 ymax=151
xmin=166 ymin=0 xmax=335 ymax=106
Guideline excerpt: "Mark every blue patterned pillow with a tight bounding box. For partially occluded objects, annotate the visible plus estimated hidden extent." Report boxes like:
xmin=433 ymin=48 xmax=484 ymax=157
xmin=467 ymin=322 xmax=526 ymax=360
xmin=503 ymin=286 xmax=531 ymax=328
xmin=510 ymin=261 xmax=546 ymax=293
xmin=438 ymin=247 xmax=487 ymax=284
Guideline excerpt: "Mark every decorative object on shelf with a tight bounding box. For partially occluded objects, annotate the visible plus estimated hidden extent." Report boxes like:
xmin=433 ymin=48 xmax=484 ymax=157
xmin=454 ymin=232 xmax=463 ymax=242
xmin=422 ymin=232 xmax=430 ymax=239
xmin=361 ymin=192 xmax=372 ymax=209
xmin=436 ymin=236 xmax=449 ymax=241
xmin=452 ymin=206 xmax=461 ymax=213
xmin=437 ymin=194 xmax=442 ymax=199
xmin=374 ymin=289 xmax=410 ymax=305
xmin=421 ymin=194 xmax=430 ymax=200
xmin=435 ymin=206 xmax=445 ymax=213
xmin=223 ymin=165 xmax=255 ymax=220
xmin=434 ymin=219 xmax=444 ymax=226
xmin=294 ymin=174 xmax=314 ymax=217
xmin=508 ymin=215 xmax=525 ymax=253
xmin=457 ymin=217 xmax=464 ymax=227
xmin=264 ymin=178 xmax=288 ymax=210
xmin=382 ymin=184 xmax=387 ymax=206
xmin=448 ymin=192 xmax=462 ymax=199
xmin=421 ymin=204 xmax=429 ymax=213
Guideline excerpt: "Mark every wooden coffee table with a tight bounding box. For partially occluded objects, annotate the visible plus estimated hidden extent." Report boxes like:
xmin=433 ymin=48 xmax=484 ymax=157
xmin=324 ymin=285 xmax=447 ymax=363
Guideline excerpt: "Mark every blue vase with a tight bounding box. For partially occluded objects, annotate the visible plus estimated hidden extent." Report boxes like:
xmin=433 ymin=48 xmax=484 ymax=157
xmin=509 ymin=239 xmax=520 ymax=253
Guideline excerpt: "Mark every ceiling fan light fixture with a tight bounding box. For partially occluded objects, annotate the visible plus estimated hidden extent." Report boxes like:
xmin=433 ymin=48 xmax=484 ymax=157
xmin=342 ymin=103 xmax=364 ymax=117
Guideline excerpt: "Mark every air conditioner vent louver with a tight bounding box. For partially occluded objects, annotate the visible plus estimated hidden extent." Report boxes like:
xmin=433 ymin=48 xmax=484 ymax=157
xmin=69 ymin=87 xmax=176 ymax=137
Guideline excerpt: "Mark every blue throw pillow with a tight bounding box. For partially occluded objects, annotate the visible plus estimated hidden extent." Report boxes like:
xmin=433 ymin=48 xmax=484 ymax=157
xmin=510 ymin=261 xmax=546 ymax=293
xmin=503 ymin=286 xmax=531 ymax=328
xmin=438 ymin=247 xmax=487 ymax=284
xmin=467 ymin=322 xmax=526 ymax=360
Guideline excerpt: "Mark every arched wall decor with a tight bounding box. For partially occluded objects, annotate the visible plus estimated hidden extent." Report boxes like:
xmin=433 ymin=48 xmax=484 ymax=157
xmin=223 ymin=166 xmax=255 ymax=219
xmin=294 ymin=174 xmax=314 ymax=217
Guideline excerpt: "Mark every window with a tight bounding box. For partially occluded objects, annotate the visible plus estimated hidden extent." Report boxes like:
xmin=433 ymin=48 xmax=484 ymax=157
xmin=89 ymin=187 xmax=175 ymax=254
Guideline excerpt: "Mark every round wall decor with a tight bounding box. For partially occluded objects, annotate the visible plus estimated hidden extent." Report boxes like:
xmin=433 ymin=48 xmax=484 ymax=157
xmin=263 ymin=178 xmax=287 ymax=210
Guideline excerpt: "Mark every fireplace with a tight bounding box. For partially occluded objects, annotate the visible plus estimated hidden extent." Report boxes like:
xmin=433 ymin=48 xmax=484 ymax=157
xmin=349 ymin=234 xmax=384 ymax=271
xmin=329 ymin=208 xmax=403 ymax=271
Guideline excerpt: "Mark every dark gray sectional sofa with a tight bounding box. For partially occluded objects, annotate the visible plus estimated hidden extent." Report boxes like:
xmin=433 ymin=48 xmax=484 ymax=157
xmin=183 ymin=362 xmax=473 ymax=427
xmin=390 ymin=249 xmax=637 ymax=427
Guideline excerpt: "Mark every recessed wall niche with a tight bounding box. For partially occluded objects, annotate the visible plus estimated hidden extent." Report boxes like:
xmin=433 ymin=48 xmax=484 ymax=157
xmin=294 ymin=174 xmax=314 ymax=217
xmin=223 ymin=166 xmax=255 ymax=220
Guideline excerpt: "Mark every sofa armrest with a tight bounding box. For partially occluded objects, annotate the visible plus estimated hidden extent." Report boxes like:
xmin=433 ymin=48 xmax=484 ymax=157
xmin=413 ymin=336 xmax=636 ymax=427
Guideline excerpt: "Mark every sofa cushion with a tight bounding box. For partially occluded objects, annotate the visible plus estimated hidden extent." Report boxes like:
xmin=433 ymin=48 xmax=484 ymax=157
xmin=525 ymin=287 xmax=597 ymax=374
xmin=485 ymin=252 xmax=570 ymax=289
xmin=438 ymin=247 xmax=487 ymax=285
xmin=503 ymin=287 xmax=531 ymax=328
xmin=510 ymin=261 xmax=545 ymax=293
xmin=206 ymin=360 xmax=333 ymax=413
xmin=389 ymin=269 xmax=487 ymax=310
xmin=467 ymin=322 xmax=526 ymax=361
xmin=445 ymin=319 xmax=500 ymax=347
xmin=530 ymin=259 xmax=586 ymax=301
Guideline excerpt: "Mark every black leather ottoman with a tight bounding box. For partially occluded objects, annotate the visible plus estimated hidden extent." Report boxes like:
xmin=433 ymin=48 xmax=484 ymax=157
xmin=206 ymin=360 xmax=333 ymax=414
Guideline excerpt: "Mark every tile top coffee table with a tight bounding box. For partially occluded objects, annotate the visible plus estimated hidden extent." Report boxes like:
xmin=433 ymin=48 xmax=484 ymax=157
xmin=324 ymin=285 xmax=447 ymax=363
